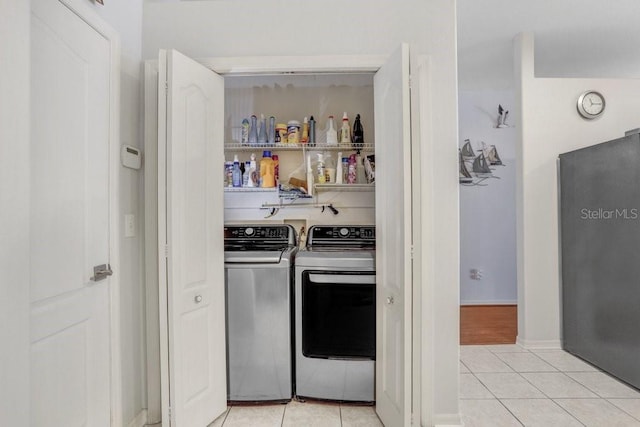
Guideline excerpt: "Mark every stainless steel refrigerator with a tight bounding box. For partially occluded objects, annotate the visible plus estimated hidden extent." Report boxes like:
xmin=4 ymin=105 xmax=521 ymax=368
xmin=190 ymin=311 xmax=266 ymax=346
xmin=559 ymin=132 xmax=640 ymax=390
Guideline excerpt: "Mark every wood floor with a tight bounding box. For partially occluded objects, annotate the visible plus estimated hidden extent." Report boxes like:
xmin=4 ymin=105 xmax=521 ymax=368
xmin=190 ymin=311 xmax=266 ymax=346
xmin=460 ymin=304 xmax=517 ymax=345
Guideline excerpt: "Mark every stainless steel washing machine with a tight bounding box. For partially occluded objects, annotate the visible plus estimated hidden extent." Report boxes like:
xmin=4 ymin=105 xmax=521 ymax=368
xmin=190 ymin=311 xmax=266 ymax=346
xmin=224 ymin=224 xmax=297 ymax=402
xmin=294 ymin=225 xmax=376 ymax=402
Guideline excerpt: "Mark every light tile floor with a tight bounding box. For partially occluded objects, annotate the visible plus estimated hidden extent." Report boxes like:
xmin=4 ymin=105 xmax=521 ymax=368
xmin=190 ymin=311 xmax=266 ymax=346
xmin=209 ymin=344 xmax=640 ymax=426
xmin=209 ymin=401 xmax=383 ymax=427
xmin=460 ymin=344 xmax=640 ymax=426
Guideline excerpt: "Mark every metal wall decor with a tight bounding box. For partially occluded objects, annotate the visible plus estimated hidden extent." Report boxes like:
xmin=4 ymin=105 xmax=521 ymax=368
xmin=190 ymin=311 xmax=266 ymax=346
xmin=459 ymin=139 xmax=504 ymax=186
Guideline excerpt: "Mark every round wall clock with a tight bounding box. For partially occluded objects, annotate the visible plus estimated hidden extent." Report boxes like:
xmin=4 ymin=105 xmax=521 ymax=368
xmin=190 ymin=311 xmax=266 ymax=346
xmin=577 ymin=90 xmax=605 ymax=119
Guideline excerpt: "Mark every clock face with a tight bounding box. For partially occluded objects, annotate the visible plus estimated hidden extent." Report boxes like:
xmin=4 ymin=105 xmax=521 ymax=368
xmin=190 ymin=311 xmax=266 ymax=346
xmin=577 ymin=91 xmax=605 ymax=119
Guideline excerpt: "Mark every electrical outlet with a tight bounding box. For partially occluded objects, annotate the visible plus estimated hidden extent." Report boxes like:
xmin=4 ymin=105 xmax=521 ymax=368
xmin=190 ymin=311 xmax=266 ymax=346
xmin=470 ymin=268 xmax=483 ymax=280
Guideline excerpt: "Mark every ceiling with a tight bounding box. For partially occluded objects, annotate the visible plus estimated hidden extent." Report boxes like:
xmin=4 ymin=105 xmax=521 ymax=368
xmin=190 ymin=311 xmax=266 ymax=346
xmin=457 ymin=0 xmax=640 ymax=90
xmin=145 ymin=0 xmax=640 ymax=90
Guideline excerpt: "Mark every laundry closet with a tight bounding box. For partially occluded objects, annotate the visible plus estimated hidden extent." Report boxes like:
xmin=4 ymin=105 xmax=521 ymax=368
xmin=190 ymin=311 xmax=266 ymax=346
xmin=145 ymin=46 xmax=416 ymax=427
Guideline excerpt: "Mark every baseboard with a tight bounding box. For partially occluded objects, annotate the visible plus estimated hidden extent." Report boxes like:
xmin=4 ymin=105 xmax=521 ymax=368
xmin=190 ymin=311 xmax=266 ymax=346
xmin=127 ymin=409 xmax=148 ymax=427
xmin=433 ymin=413 xmax=462 ymax=426
xmin=516 ymin=336 xmax=562 ymax=350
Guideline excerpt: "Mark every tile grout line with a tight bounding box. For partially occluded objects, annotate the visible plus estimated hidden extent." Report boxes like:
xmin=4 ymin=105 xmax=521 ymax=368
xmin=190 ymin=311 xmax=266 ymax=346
xmin=280 ymin=402 xmax=287 ymax=427
xmin=606 ymin=398 xmax=640 ymax=423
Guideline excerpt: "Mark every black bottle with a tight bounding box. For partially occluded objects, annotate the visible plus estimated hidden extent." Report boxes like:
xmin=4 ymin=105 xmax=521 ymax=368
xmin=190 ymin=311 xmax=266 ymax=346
xmin=352 ymin=114 xmax=364 ymax=148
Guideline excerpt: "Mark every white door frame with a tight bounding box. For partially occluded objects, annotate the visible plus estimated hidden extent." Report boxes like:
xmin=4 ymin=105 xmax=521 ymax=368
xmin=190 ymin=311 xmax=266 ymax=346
xmin=144 ymin=52 xmax=433 ymax=425
xmin=53 ymin=0 xmax=122 ymax=423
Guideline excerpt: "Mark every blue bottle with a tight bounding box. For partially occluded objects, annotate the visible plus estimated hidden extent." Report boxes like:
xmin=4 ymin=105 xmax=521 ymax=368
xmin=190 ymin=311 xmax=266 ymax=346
xmin=248 ymin=115 xmax=258 ymax=145
xmin=232 ymin=155 xmax=242 ymax=187
xmin=258 ymin=114 xmax=268 ymax=145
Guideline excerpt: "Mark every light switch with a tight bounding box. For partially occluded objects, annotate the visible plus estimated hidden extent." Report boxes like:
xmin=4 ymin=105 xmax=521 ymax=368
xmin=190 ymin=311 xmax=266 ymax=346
xmin=125 ymin=214 xmax=136 ymax=238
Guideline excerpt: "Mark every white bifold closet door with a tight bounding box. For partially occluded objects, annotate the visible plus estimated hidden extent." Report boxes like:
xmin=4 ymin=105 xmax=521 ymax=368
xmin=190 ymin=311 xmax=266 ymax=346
xmin=157 ymin=49 xmax=227 ymax=427
xmin=375 ymin=43 xmax=413 ymax=427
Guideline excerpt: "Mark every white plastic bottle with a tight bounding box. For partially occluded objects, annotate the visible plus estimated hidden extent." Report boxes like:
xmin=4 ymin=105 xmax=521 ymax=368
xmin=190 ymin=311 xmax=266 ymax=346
xmin=339 ymin=112 xmax=351 ymax=146
xmin=306 ymin=154 xmax=314 ymax=196
xmin=335 ymin=151 xmax=343 ymax=184
xmin=326 ymin=116 xmax=338 ymax=146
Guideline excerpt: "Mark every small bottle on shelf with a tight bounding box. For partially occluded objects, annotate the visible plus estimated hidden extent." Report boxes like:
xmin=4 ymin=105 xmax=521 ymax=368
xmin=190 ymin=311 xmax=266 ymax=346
xmin=326 ymin=116 xmax=338 ymax=146
xmin=352 ymin=113 xmax=364 ymax=148
xmin=258 ymin=114 xmax=268 ymax=145
xmin=339 ymin=112 xmax=351 ymax=146
xmin=247 ymin=153 xmax=258 ymax=188
xmin=316 ymin=153 xmax=326 ymax=184
xmin=268 ymin=116 xmax=276 ymax=145
xmin=241 ymin=118 xmax=249 ymax=145
xmin=248 ymin=115 xmax=258 ymax=145
xmin=308 ymin=116 xmax=316 ymax=146
xmin=301 ymin=117 xmax=309 ymax=144
xmin=347 ymin=154 xmax=357 ymax=184
xmin=242 ymin=161 xmax=251 ymax=187
xmin=335 ymin=151 xmax=343 ymax=184
xmin=272 ymin=154 xmax=279 ymax=186
xmin=342 ymin=157 xmax=349 ymax=183
xmin=232 ymin=155 xmax=242 ymax=187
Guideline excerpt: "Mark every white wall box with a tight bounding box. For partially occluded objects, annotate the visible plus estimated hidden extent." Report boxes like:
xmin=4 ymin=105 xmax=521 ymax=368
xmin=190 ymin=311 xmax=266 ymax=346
xmin=146 ymin=45 xmax=420 ymax=427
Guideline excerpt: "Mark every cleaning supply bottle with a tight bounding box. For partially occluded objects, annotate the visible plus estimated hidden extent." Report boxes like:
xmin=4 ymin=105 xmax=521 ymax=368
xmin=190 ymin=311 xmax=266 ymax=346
xmin=347 ymin=154 xmax=357 ymax=184
xmin=342 ymin=157 xmax=349 ymax=183
xmin=316 ymin=153 xmax=326 ymax=184
xmin=268 ymin=116 xmax=276 ymax=145
xmin=225 ymin=160 xmax=233 ymax=187
xmin=356 ymin=152 xmax=366 ymax=184
xmin=241 ymin=118 xmax=250 ymax=145
xmin=260 ymin=150 xmax=275 ymax=188
xmin=248 ymin=115 xmax=258 ymax=145
xmin=272 ymin=154 xmax=279 ymax=186
xmin=301 ymin=117 xmax=309 ymax=144
xmin=232 ymin=155 xmax=242 ymax=187
xmin=308 ymin=116 xmax=316 ymax=146
xmin=258 ymin=114 xmax=268 ymax=145
xmin=352 ymin=113 xmax=364 ymax=148
xmin=339 ymin=112 xmax=351 ymax=146
xmin=335 ymin=151 xmax=343 ymax=184
xmin=242 ymin=161 xmax=251 ymax=187
xmin=326 ymin=115 xmax=338 ymax=146
xmin=306 ymin=154 xmax=314 ymax=196
xmin=247 ymin=153 xmax=258 ymax=188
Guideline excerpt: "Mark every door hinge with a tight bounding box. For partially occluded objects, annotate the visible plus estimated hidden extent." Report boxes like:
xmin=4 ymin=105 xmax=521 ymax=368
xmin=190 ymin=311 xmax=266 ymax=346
xmin=168 ymin=406 xmax=172 ymax=420
xmin=164 ymin=244 xmax=170 ymax=258
xmin=164 ymin=81 xmax=168 ymax=91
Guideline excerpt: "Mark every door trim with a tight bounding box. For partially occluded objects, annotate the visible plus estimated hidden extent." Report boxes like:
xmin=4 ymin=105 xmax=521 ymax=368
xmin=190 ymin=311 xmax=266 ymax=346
xmin=144 ymin=53 xmax=427 ymax=423
xmin=55 ymin=0 xmax=122 ymax=423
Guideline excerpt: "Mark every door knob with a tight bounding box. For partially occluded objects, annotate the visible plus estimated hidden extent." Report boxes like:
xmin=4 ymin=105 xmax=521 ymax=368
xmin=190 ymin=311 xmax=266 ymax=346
xmin=194 ymin=295 xmax=203 ymax=303
xmin=386 ymin=296 xmax=394 ymax=305
xmin=91 ymin=264 xmax=113 ymax=282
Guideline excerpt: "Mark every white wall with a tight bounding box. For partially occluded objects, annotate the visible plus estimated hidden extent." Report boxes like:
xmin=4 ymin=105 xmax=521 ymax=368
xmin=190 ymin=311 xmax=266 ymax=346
xmin=86 ymin=1 xmax=147 ymax=424
xmin=0 ymin=1 xmax=30 ymax=425
xmin=459 ymin=90 xmax=517 ymax=304
xmin=142 ymin=1 xmax=460 ymax=424
xmin=515 ymin=32 xmax=640 ymax=347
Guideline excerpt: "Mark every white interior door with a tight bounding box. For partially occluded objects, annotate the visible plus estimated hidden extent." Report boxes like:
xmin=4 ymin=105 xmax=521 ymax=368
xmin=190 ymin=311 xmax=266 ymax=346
xmin=158 ymin=49 xmax=227 ymax=427
xmin=375 ymin=44 xmax=413 ymax=427
xmin=30 ymin=0 xmax=111 ymax=425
